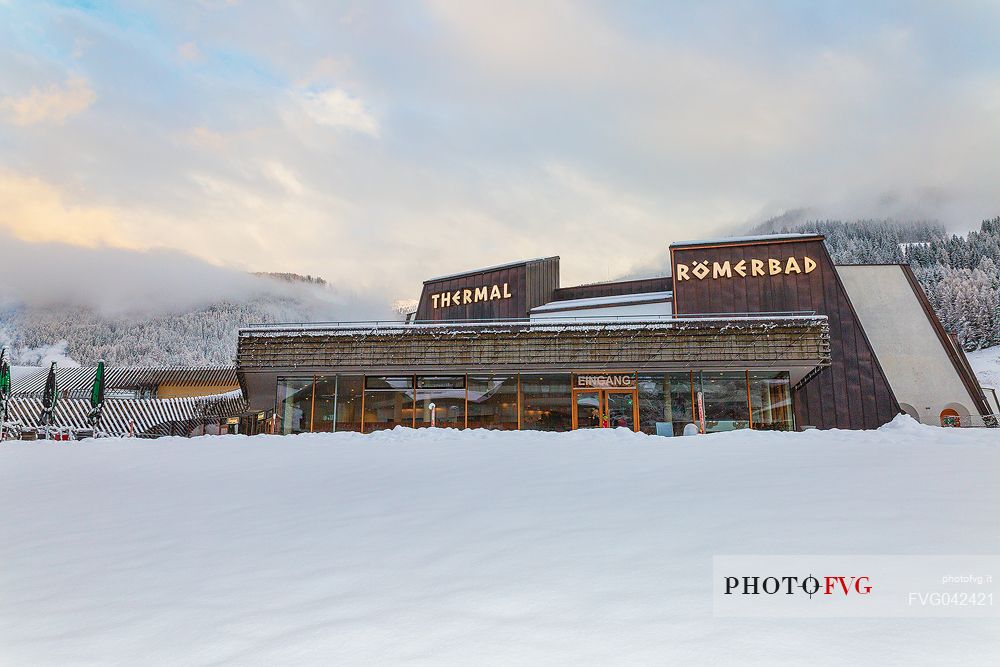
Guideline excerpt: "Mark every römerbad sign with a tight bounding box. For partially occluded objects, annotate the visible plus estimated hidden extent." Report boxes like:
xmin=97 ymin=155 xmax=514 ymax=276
xmin=675 ymin=256 xmax=817 ymax=281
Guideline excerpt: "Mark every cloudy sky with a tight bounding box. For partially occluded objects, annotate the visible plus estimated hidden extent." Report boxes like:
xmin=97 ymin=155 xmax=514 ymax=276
xmin=2 ymin=1 xmax=1000 ymax=299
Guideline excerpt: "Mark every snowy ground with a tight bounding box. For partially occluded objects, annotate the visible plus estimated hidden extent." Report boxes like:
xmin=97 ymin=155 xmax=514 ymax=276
xmin=2 ymin=418 xmax=1000 ymax=665
xmin=969 ymin=344 xmax=1000 ymax=392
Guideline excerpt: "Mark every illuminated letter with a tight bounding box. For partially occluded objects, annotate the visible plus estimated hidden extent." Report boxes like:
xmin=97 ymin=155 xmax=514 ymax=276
xmin=785 ymin=257 xmax=801 ymax=274
xmin=503 ymin=282 xmax=512 ymax=298
xmin=463 ymin=289 xmax=473 ymax=304
xmin=677 ymin=264 xmax=690 ymax=281
xmin=751 ymin=259 xmax=765 ymax=276
xmin=804 ymin=256 xmax=816 ymax=273
xmin=490 ymin=285 xmax=502 ymax=300
xmin=452 ymin=291 xmax=461 ymax=305
xmin=768 ymin=258 xmax=782 ymax=275
xmin=440 ymin=291 xmax=451 ymax=308
xmin=431 ymin=294 xmax=440 ymax=309
xmin=475 ymin=286 xmax=488 ymax=302
xmin=733 ymin=260 xmax=747 ymax=277
xmin=692 ymin=261 xmax=710 ymax=280
xmin=713 ymin=261 xmax=732 ymax=279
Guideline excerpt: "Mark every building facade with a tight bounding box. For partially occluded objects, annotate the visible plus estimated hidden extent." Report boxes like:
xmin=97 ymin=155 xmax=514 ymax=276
xmin=237 ymin=234 xmax=995 ymax=435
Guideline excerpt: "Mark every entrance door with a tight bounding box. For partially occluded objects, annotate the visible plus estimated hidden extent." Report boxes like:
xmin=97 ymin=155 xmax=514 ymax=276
xmin=605 ymin=390 xmax=637 ymax=430
xmin=572 ymin=389 xmax=639 ymax=431
xmin=574 ymin=390 xmax=603 ymax=428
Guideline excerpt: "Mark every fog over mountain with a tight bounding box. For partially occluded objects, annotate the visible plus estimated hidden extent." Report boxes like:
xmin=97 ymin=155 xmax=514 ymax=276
xmin=0 ymin=232 xmax=397 ymax=366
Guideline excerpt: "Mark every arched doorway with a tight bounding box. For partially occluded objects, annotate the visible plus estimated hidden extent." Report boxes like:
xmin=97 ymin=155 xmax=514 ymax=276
xmin=940 ymin=408 xmax=960 ymax=427
xmin=940 ymin=402 xmax=970 ymax=427
xmin=899 ymin=403 xmax=919 ymax=421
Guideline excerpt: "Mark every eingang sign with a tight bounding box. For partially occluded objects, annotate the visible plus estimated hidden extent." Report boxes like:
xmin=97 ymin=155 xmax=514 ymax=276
xmin=676 ymin=256 xmax=817 ymax=282
xmin=574 ymin=373 xmax=635 ymax=389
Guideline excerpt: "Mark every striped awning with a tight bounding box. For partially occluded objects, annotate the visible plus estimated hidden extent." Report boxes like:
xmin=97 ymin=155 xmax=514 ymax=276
xmin=12 ymin=366 xmax=239 ymax=397
xmin=4 ymin=390 xmax=247 ymax=437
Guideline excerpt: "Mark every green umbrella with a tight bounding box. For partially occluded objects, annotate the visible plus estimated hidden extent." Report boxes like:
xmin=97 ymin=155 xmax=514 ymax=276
xmin=0 ymin=348 xmax=10 ymax=441
xmin=0 ymin=348 xmax=10 ymax=400
xmin=39 ymin=361 xmax=58 ymax=433
xmin=87 ymin=361 xmax=105 ymax=430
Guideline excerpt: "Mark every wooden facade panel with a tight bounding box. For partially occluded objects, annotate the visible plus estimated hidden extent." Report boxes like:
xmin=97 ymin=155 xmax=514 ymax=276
xmin=551 ymin=277 xmax=672 ymax=302
xmin=415 ymin=257 xmax=559 ymax=321
xmin=526 ymin=258 xmax=561 ymax=311
xmin=671 ymin=236 xmax=899 ymax=430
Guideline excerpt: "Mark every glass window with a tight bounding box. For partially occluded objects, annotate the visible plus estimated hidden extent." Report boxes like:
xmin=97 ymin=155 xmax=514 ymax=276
xmin=363 ymin=376 xmax=414 ymax=433
xmin=467 ymin=375 xmax=519 ymax=430
xmin=311 ymin=376 xmax=364 ymax=432
xmin=749 ymin=371 xmax=794 ymax=431
xmin=605 ymin=391 xmax=636 ymax=430
xmin=575 ymin=390 xmax=602 ymax=428
xmin=335 ymin=376 xmax=364 ymax=432
xmin=417 ymin=376 xmax=466 ymax=389
xmin=365 ymin=376 xmax=413 ymax=390
xmin=520 ymin=374 xmax=572 ymax=431
xmin=697 ymin=371 xmax=750 ymax=433
xmin=312 ymin=376 xmax=336 ymax=432
xmin=277 ymin=377 xmax=313 ymax=435
xmin=415 ymin=376 xmax=466 ymax=428
xmin=638 ymin=372 xmax=695 ymax=436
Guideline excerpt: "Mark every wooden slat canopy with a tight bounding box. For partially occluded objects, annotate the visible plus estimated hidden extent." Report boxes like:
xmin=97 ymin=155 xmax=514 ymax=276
xmin=237 ymin=316 xmax=831 ymax=374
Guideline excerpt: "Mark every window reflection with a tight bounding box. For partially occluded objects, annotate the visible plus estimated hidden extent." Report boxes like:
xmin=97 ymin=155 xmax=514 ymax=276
xmin=363 ymin=376 xmax=414 ymax=433
xmin=467 ymin=375 xmax=518 ymax=429
xmin=697 ymin=372 xmax=750 ymax=433
xmin=520 ymin=374 xmax=572 ymax=431
xmin=749 ymin=371 xmax=794 ymax=431
xmin=639 ymin=372 xmax=696 ymax=436
xmin=415 ymin=376 xmax=466 ymax=428
xmin=277 ymin=377 xmax=312 ymax=435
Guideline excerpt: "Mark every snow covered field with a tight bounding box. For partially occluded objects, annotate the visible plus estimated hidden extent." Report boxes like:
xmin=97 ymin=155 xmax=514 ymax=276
xmin=2 ymin=418 xmax=999 ymax=665
xmin=969 ymin=345 xmax=1000 ymax=392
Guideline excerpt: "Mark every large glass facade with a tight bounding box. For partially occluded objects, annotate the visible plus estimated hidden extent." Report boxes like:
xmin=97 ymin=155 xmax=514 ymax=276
xmin=467 ymin=375 xmax=519 ymax=429
xmin=520 ymin=374 xmax=572 ymax=431
xmin=271 ymin=369 xmax=794 ymax=435
xmin=415 ymin=376 xmax=466 ymax=428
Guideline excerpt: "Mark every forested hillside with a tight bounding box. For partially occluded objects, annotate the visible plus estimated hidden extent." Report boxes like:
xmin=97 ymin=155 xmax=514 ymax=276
xmin=749 ymin=217 xmax=1000 ymax=351
xmin=0 ymin=273 xmax=393 ymax=366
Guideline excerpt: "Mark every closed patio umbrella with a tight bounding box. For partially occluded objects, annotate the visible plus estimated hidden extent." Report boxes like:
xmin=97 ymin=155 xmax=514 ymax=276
xmin=87 ymin=360 xmax=105 ymax=433
xmin=39 ymin=361 xmax=58 ymax=437
xmin=0 ymin=348 xmax=10 ymax=441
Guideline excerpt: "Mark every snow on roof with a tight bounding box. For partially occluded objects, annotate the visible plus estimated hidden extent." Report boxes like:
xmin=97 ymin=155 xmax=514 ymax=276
xmin=670 ymin=233 xmax=821 ymax=248
xmin=241 ymin=313 xmax=825 ymax=339
xmin=531 ymin=291 xmax=672 ymax=313
xmin=423 ymin=256 xmax=557 ymax=283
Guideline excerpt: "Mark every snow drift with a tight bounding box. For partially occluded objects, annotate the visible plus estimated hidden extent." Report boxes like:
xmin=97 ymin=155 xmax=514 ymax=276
xmin=1 ymin=417 xmax=999 ymax=665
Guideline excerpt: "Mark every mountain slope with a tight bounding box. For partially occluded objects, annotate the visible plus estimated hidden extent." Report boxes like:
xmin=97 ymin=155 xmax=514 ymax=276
xmin=0 ymin=273 xmax=394 ymax=367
